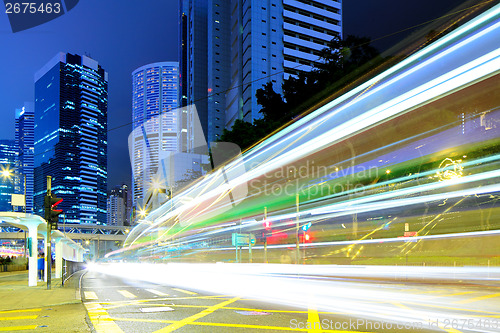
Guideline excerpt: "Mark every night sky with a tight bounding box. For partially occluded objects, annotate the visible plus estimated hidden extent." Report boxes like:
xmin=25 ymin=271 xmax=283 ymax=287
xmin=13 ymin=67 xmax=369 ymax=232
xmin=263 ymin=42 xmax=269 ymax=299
xmin=0 ymin=0 xmax=465 ymax=189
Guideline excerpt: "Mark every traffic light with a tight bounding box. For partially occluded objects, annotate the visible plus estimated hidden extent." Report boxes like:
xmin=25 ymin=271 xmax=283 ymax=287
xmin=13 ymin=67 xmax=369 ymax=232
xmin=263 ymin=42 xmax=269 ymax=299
xmin=44 ymin=194 xmax=63 ymax=230
xmin=263 ymin=220 xmax=272 ymax=229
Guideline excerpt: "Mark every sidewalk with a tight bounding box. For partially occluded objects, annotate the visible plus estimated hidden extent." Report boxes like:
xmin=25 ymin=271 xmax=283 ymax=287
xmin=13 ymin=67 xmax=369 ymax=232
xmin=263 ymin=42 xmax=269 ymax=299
xmin=0 ymin=270 xmax=90 ymax=332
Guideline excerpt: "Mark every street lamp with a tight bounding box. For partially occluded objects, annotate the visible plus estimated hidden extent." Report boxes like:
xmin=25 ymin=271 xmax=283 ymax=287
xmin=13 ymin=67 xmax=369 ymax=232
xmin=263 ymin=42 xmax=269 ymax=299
xmin=0 ymin=166 xmax=27 ymax=213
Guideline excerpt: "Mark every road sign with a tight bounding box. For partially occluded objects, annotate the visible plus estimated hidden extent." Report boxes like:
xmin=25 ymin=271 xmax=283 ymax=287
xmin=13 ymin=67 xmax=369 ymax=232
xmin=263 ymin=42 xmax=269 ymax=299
xmin=301 ymin=222 xmax=311 ymax=231
xmin=232 ymin=233 xmax=256 ymax=247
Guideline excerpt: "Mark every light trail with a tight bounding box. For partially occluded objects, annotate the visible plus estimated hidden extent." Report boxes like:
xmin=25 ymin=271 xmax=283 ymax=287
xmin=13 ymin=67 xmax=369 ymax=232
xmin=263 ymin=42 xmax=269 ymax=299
xmin=108 ymin=3 xmax=500 ymax=266
xmin=89 ymin=263 xmax=500 ymax=332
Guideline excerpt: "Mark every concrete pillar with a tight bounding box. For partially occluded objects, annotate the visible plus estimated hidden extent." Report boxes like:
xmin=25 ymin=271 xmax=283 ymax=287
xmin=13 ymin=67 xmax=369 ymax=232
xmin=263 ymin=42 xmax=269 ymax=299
xmin=55 ymin=238 xmax=63 ymax=278
xmin=43 ymin=232 xmax=48 ymax=282
xmin=27 ymin=225 xmax=38 ymax=287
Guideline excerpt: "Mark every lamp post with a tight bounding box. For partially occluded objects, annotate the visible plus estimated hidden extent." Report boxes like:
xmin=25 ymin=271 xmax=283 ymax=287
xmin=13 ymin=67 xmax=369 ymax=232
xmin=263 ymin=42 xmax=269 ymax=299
xmin=1 ymin=167 xmax=28 ymax=257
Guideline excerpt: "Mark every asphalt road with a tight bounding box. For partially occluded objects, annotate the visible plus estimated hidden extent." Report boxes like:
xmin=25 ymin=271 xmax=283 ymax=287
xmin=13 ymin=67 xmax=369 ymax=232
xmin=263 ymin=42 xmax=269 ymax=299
xmin=81 ymin=267 xmax=500 ymax=333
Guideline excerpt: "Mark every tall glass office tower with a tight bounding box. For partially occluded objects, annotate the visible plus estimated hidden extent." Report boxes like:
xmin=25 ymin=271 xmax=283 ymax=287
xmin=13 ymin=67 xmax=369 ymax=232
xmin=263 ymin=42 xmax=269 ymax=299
xmin=34 ymin=53 xmax=108 ymax=224
xmin=0 ymin=140 xmax=17 ymax=212
xmin=131 ymin=62 xmax=179 ymax=207
xmin=15 ymin=102 xmax=35 ymax=213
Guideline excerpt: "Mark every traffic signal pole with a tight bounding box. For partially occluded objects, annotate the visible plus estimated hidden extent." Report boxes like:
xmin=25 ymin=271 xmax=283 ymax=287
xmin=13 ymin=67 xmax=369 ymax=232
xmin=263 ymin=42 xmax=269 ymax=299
xmin=46 ymin=176 xmax=52 ymax=290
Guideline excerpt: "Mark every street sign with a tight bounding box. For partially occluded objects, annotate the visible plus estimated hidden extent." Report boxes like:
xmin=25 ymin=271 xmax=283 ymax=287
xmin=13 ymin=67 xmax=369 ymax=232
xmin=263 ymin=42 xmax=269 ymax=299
xmin=232 ymin=233 xmax=256 ymax=247
xmin=301 ymin=222 xmax=311 ymax=231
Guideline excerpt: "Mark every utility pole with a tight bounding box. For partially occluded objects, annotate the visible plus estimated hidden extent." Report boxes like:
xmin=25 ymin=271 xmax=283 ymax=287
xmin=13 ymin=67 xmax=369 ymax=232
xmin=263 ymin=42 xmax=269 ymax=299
xmin=264 ymin=207 xmax=268 ymax=263
xmin=295 ymin=193 xmax=300 ymax=264
xmin=46 ymin=176 xmax=52 ymax=290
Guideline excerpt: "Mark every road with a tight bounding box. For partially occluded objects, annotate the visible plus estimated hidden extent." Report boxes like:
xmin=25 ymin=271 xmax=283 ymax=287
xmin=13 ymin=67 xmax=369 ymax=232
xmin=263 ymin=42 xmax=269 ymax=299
xmin=82 ymin=264 xmax=500 ymax=332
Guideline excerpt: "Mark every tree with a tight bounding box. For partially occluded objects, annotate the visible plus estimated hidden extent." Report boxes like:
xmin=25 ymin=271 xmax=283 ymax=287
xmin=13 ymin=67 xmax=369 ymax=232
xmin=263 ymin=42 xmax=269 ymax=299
xmin=221 ymin=35 xmax=379 ymax=150
xmin=256 ymin=82 xmax=288 ymax=123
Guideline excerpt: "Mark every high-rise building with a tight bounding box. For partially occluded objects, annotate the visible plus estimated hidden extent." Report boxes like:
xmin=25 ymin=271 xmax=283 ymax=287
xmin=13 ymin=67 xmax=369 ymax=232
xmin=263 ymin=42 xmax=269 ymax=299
xmin=179 ymin=0 xmax=342 ymax=130
xmin=34 ymin=52 xmax=108 ymax=224
xmin=283 ymin=0 xmax=342 ymax=77
xmin=0 ymin=140 xmax=17 ymax=212
xmin=131 ymin=62 xmax=179 ymax=208
xmin=15 ymin=102 xmax=35 ymax=213
xmin=179 ymin=0 xmax=230 ymax=143
xmin=107 ymin=184 xmax=129 ymax=226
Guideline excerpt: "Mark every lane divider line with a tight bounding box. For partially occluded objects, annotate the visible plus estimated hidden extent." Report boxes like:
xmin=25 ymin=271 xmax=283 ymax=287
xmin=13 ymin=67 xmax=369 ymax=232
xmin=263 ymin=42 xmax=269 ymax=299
xmin=172 ymin=288 xmax=197 ymax=295
xmin=456 ymin=292 xmax=500 ymax=304
xmin=117 ymin=290 xmax=137 ymax=299
xmin=0 ymin=309 xmax=41 ymax=314
xmin=153 ymin=296 xmax=240 ymax=333
xmin=0 ymin=315 xmax=37 ymax=321
xmin=146 ymin=289 xmax=169 ymax=296
xmin=0 ymin=325 xmax=38 ymax=331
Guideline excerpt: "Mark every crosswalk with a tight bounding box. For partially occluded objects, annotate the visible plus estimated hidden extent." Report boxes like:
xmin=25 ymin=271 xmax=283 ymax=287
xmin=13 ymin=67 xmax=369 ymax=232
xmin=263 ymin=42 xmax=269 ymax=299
xmin=0 ymin=309 xmax=40 ymax=331
xmin=83 ymin=287 xmax=197 ymax=302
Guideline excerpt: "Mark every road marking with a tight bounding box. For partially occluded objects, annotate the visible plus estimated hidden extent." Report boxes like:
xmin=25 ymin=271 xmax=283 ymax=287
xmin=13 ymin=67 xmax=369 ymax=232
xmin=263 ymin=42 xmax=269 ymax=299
xmin=94 ymin=294 xmax=230 ymax=306
xmin=84 ymin=302 xmax=124 ymax=333
xmin=456 ymin=292 xmax=500 ymax=304
xmin=172 ymin=288 xmax=197 ymax=295
xmin=153 ymin=296 xmax=240 ymax=333
xmin=0 ymin=309 xmax=41 ymax=314
xmin=0 ymin=316 xmax=37 ymax=321
xmin=84 ymin=291 xmax=99 ymax=300
xmin=146 ymin=289 xmax=169 ymax=296
xmin=307 ymin=301 xmax=322 ymax=333
xmin=401 ymin=301 xmax=500 ymax=315
xmin=0 ymin=326 xmax=38 ymax=331
xmin=112 ymin=316 xmax=368 ymax=332
xmin=117 ymin=290 xmax=137 ymax=299
xmin=428 ymin=291 xmax=475 ymax=299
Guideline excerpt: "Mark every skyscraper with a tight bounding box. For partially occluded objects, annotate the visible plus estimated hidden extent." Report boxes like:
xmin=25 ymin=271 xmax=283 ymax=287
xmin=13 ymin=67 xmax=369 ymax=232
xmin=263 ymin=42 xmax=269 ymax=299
xmin=179 ymin=0 xmax=230 ymax=143
xmin=15 ymin=102 xmax=35 ymax=213
xmin=131 ymin=62 xmax=179 ymax=208
xmin=34 ymin=52 xmax=108 ymax=224
xmin=107 ymin=184 xmax=129 ymax=226
xmin=0 ymin=140 xmax=17 ymax=212
xmin=179 ymin=0 xmax=342 ymax=130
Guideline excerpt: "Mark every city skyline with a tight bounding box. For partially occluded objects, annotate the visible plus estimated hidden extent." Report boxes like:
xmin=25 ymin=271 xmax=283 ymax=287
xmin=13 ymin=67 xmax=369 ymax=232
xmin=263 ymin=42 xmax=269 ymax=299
xmin=0 ymin=0 xmax=463 ymax=191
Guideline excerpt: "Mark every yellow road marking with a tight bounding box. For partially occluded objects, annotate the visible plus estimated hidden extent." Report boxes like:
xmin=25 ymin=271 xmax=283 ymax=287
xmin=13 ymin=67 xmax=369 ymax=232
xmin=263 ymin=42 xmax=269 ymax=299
xmin=402 ymin=301 xmax=500 ymax=315
xmin=101 ymin=295 xmax=231 ymax=310
xmin=428 ymin=291 xmax=475 ymax=299
xmin=153 ymin=297 xmax=240 ymax=333
xmin=172 ymin=288 xmax=197 ymax=295
xmin=84 ymin=302 xmax=124 ymax=333
xmin=0 ymin=326 xmax=38 ymax=331
xmin=0 ymin=309 xmax=41 ymax=314
xmin=392 ymin=302 xmax=460 ymax=333
xmin=117 ymin=290 xmax=137 ymax=299
xmin=164 ymin=304 xmax=347 ymax=315
xmin=93 ymin=294 xmax=230 ymax=306
xmin=84 ymin=291 xmax=99 ymax=300
xmin=0 ymin=316 xmax=37 ymax=321
xmin=307 ymin=303 xmax=322 ymax=333
xmin=146 ymin=289 xmax=169 ymax=296
xmin=111 ymin=317 xmax=369 ymax=332
xmin=391 ymin=302 xmax=412 ymax=310
xmin=456 ymin=293 xmax=500 ymax=304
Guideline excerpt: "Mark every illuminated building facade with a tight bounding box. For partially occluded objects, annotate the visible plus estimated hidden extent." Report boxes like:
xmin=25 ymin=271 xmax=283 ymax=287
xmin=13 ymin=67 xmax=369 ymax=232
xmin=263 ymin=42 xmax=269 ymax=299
xmin=0 ymin=140 xmax=17 ymax=212
xmin=15 ymin=102 xmax=35 ymax=213
xmin=131 ymin=62 xmax=179 ymax=208
xmin=34 ymin=52 xmax=108 ymax=224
